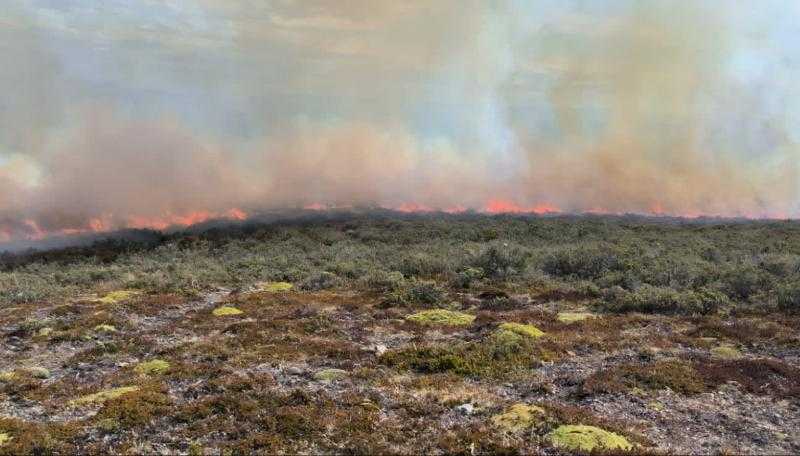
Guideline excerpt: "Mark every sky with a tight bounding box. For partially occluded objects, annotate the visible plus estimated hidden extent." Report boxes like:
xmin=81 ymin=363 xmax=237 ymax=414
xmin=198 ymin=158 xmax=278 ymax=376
xmin=1 ymin=0 xmax=799 ymax=240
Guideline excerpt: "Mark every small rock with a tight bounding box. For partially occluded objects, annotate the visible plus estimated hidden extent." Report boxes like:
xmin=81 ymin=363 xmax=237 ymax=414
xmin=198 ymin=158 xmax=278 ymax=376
xmin=456 ymin=403 xmax=475 ymax=415
xmin=285 ymin=366 xmax=304 ymax=376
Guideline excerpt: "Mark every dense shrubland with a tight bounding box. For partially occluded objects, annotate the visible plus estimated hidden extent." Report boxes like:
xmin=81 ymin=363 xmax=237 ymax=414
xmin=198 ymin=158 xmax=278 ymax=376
xmin=2 ymin=213 xmax=799 ymax=314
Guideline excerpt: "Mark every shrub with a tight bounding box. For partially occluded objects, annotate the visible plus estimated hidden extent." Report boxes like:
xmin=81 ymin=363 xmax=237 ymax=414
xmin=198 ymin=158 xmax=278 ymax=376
xmin=397 ymin=253 xmax=451 ymax=278
xmin=542 ymin=245 xmax=625 ymax=280
xmin=757 ymin=254 xmax=800 ymax=277
xmin=382 ymin=280 xmax=445 ymax=307
xmin=693 ymin=287 xmax=731 ymax=314
xmin=452 ymin=267 xmax=484 ymax=289
xmin=361 ymin=270 xmax=405 ymax=292
xmin=405 ymin=281 xmax=444 ymax=305
xmin=603 ymin=285 xmax=704 ymax=315
xmin=470 ymin=243 xmax=528 ymax=278
xmin=299 ymin=272 xmax=341 ymax=291
xmin=722 ymin=265 xmax=772 ymax=300
xmin=777 ymin=283 xmax=800 ymax=313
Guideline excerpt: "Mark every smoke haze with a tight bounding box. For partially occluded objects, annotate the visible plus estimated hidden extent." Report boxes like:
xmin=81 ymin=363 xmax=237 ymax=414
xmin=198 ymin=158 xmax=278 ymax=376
xmin=1 ymin=1 xmax=799 ymax=241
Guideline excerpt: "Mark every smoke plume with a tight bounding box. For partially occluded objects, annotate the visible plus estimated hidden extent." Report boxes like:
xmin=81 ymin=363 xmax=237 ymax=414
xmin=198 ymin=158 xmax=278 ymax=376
xmin=1 ymin=1 xmax=798 ymax=242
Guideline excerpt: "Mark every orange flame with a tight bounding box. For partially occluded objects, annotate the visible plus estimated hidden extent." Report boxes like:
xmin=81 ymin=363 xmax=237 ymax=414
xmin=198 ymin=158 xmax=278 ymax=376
xmin=2 ymin=209 xmax=250 ymax=242
xmin=126 ymin=209 xmax=248 ymax=230
xmin=484 ymin=199 xmax=560 ymax=214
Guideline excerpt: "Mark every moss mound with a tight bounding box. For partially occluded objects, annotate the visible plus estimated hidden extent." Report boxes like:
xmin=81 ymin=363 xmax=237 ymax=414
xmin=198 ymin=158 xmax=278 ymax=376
xmin=557 ymin=312 xmax=595 ymax=323
xmin=313 ymin=368 xmax=348 ymax=382
xmin=27 ymin=367 xmax=50 ymax=379
xmin=490 ymin=404 xmax=545 ymax=432
xmin=548 ymin=424 xmax=632 ymax=452
xmin=93 ymin=324 xmax=117 ymax=333
xmin=213 ymin=306 xmax=244 ymax=317
xmin=711 ymin=345 xmax=742 ymax=360
xmin=0 ymin=371 xmax=15 ymax=382
xmin=256 ymin=281 xmax=293 ymax=292
xmin=0 ymin=432 xmax=10 ymax=446
xmin=135 ymin=359 xmax=171 ymax=376
xmin=405 ymin=309 xmax=475 ymax=326
xmin=498 ymin=322 xmax=545 ymax=339
xmin=96 ymin=290 xmax=138 ymax=304
xmin=71 ymin=386 xmax=140 ymax=406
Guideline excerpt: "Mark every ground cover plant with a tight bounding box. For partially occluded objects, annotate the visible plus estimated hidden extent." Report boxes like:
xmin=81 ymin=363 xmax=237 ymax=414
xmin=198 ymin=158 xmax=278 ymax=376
xmin=1 ymin=211 xmax=799 ymax=454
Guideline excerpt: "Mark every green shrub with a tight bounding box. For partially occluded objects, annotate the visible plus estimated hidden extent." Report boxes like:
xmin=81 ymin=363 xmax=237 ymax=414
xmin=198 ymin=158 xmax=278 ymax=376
xmin=693 ymin=287 xmax=731 ymax=314
xmin=757 ymin=254 xmax=800 ymax=277
xmin=542 ymin=245 xmax=625 ymax=280
xmin=452 ymin=267 xmax=484 ymax=289
xmin=361 ymin=270 xmax=405 ymax=292
xmin=383 ymin=280 xmax=444 ymax=307
xmin=777 ymin=283 xmax=800 ymax=313
xmin=470 ymin=243 xmax=528 ymax=278
xmin=299 ymin=272 xmax=341 ymax=291
xmin=604 ymin=285 xmax=705 ymax=315
xmin=397 ymin=253 xmax=451 ymax=277
xmin=722 ymin=265 xmax=772 ymax=300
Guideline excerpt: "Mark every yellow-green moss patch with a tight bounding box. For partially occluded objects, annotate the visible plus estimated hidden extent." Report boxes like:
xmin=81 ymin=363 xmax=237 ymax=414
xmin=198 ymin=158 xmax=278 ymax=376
xmin=135 ymin=359 xmax=171 ymax=376
xmin=94 ymin=324 xmax=117 ymax=333
xmin=490 ymin=404 xmax=545 ymax=432
xmin=213 ymin=306 xmax=244 ymax=317
xmin=405 ymin=309 xmax=475 ymax=326
xmin=95 ymin=290 xmax=138 ymax=304
xmin=711 ymin=345 xmax=742 ymax=360
xmin=256 ymin=281 xmax=293 ymax=292
xmin=0 ymin=432 xmax=10 ymax=446
xmin=70 ymin=386 xmax=140 ymax=406
xmin=547 ymin=425 xmax=632 ymax=452
xmin=498 ymin=322 xmax=545 ymax=339
xmin=27 ymin=367 xmax=50 ymax=379
xmin=557 ymin=312 xmax=595 ymax=323
xmin=0 ymin=371 xmax=15 ymax=382
xmin=313 ymin=368 xmax=348 ymax=382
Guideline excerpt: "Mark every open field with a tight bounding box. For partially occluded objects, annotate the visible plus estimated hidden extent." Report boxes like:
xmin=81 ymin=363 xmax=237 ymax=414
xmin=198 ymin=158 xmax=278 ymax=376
xmin=1 ymin=213 xmax=799 ymax=454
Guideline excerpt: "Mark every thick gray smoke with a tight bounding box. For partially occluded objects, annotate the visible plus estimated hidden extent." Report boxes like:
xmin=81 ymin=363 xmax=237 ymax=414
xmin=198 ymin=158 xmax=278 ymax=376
xmin=1 ymin=1 xmax=798 ymax=241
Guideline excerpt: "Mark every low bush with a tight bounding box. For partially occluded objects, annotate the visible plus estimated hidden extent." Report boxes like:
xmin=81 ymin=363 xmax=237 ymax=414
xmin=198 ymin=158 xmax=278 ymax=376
xmin=722 ymin=265 xmax=772 ymax=300
xmin=777 ymin=283 xmax=800 ymax=313
xmin=542 ymin=245 xmax=626 ymax=280
xmin=470 ymin=243 xmax=528 ymax=278
xmin=299 ymin=271 xmax=341 ymax=291
xmin=603 ymin=285 xmax=715 ymax=315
